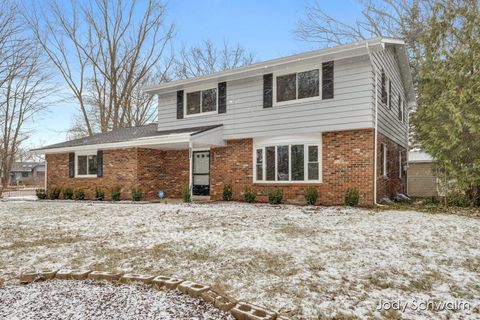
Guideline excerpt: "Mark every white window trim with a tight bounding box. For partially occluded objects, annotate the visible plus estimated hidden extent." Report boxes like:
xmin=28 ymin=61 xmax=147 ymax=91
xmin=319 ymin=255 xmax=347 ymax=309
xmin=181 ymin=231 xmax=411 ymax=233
xmin=398 ymin=151 xmax=403 ymax=179
xmin=273 ymin=66 xmax=322 ymax=107
xmin=381 ymin=143 xmax=388 ymax=177
xmin=75 ymin=150 xmax=98 ymax=178
xmin=253 ymin=136 xmax=322 ymax=184
xmin=184 ymin=84 xmax=219 ymax=118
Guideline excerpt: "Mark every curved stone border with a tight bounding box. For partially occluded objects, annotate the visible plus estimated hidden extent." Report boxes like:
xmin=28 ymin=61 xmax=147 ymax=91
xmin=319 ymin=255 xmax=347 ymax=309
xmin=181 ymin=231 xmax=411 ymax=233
xmin=17 ymin=269 xmax=289 ymax=320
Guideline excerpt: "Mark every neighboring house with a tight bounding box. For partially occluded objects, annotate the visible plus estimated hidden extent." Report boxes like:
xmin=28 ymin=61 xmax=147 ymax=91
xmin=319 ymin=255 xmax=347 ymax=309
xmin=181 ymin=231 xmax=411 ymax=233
xmin=33 ymin=38 xmax=415 ymax=205
xmin=407 ymin=151 xmax=440 ymax=197
xmin=9 ymin=162 xmax=46 ymax=186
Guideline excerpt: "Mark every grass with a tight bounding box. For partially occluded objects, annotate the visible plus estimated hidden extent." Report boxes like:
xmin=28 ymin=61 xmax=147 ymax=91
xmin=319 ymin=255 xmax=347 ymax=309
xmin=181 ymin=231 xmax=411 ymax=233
xmin=0 ymin=201 xmax=479 ymax=319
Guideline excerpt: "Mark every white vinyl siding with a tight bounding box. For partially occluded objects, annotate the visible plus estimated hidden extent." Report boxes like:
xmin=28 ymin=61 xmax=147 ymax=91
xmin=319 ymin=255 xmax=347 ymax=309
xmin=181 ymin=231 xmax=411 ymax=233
xmin=372 ymin=47 xmax=409 ymax=148
xmin=157 ymin=55 xmax=374 ymax=139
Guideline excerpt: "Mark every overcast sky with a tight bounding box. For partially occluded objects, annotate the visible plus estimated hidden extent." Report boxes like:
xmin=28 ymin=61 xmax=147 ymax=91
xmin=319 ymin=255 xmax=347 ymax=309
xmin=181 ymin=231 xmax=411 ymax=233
xmin=27 ymin=0 xmax=360 ymax=149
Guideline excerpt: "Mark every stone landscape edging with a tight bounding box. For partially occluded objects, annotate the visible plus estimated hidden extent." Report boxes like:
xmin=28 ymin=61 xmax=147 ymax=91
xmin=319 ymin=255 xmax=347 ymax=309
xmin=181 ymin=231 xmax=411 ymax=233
xmin=13 ymin=269 xmax=289 ymax=320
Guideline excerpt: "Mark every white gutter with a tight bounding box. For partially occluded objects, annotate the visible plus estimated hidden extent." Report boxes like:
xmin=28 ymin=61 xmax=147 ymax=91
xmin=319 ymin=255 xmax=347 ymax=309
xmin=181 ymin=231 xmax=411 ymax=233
xmin=33 ymin=133 xmax=193 ymax=154
xmin=366 ymin=42 xmax=380 ymax=206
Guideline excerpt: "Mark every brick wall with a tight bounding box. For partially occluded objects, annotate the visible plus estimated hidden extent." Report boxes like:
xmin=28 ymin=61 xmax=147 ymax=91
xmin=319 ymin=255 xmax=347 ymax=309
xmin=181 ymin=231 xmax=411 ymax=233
xmin=210 ymin=129 xmax=376 ymax=206
xmin=377 ymin=133 xmax=407 ymax=200
xmin=45 ymin=129 xmax=406 ymax=205
xmin=46 ymin=148 xmax=189 ymax=201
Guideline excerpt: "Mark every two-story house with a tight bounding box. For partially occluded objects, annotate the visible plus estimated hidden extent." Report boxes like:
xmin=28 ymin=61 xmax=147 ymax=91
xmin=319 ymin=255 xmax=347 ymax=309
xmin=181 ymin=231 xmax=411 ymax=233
xmin=34 ymin=38 xmax=415 ymax=205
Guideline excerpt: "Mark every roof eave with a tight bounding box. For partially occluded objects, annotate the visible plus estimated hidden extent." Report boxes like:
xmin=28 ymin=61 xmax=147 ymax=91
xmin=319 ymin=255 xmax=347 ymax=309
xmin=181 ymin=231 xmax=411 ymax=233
xmin=143 ymin=38 xmax=400 ymax=95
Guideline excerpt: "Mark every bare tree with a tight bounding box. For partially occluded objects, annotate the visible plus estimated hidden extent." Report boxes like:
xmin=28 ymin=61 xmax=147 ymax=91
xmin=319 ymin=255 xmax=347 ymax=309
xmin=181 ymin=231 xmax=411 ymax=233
xmin=295 ymin=0 xmax=441 ymax=81
xmin=0 ymin=3 xmax=53 ymax=188
xmin=174 ymin=40 xmax=255 ymax=79
xmin=25 ymin=0 xmax=174 ymax=136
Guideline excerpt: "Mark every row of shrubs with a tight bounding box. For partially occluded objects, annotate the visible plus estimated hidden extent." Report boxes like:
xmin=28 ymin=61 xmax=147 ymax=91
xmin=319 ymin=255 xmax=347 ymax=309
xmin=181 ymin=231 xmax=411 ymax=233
xmin=35 ymin=186 xmax=143 ymax=202
xmin=181 ymin=183 xmax=360 ymax=206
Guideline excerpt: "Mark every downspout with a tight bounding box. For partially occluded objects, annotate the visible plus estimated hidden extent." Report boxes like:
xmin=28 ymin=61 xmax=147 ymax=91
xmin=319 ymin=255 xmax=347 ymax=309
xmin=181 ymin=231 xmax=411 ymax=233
xmin=189 ymin=141 xmax=193 ymax=201
xmin=45 ymin=157 xmax=48 ymax=191
xmin=366 ymin=43 xmax=380 ymax=206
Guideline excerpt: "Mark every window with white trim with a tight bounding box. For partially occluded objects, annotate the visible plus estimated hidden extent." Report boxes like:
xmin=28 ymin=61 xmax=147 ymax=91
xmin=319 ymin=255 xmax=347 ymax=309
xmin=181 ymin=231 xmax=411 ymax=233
xmin=255 ymin=144 xmax=321 ymax=183
xmin=76 ymin=153 xmax=97 ymax=177
xmin=186 ymin=88 xmax=217 ymax=115
xmin=398 ymin=151 xmax=403 ymax=178
xmin=398 ymin=95 xmax=403 ymax=121
xmin=381 ymin=143 xmax=387 ymax=177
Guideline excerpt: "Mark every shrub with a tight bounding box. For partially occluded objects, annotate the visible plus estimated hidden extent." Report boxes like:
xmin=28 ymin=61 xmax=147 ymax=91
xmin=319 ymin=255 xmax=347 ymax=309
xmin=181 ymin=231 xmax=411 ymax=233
xmin=222 ymin=183 xmax=233 ymax=201
xmin=181 ymin=185 xmax=191 ymax=203
xmin=62 ymin=188 xmax=74 ymax=200
xmin=344 ymin=188 xmax=360 ymax=206
xmin=95 ymin=187 xmax=104 ymax=201
xmin=35 ymin=188 xmax=47 ymax=200
xmin=48 ymin=187 xmax=61 ymax=200
xmin=304 ymin=186 xmax=318 ymax=205
xmin=74 ymin=189 xmax=85 ymax=200
xmin=446 ymin=191 xmax=468 ymax=207
xmin=244 ymin=188 xmax=256 ymax=203
xmin=268 ymin=188 xmax=283 ymax=205
xmin=111 ymin=186 xmax=122 ymax=201
xmin=131 ymin=187 xmax=142 ymax=202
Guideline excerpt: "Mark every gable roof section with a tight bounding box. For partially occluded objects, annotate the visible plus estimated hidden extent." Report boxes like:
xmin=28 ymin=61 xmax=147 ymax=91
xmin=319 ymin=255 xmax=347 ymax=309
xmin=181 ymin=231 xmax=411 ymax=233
xmin=11 ymin=162 xmax=45 ymax=172
xmin=144 ymin=37 xmax=415 ymax=104
xmin=32 ymin=124 xmax=223 ymax=153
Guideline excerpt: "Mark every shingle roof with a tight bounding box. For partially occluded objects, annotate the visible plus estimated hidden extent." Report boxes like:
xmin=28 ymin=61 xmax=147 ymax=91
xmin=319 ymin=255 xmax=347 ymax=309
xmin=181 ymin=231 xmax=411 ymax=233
xmin=32 ymin=123 xmax=223 ymax=151
xmin=11 ymin=162 xmax=45 ymax=172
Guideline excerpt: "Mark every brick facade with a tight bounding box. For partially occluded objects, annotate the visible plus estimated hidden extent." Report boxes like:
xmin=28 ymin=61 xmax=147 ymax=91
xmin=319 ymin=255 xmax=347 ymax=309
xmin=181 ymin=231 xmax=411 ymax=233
xmin=376 ymin=133 xmax=407 ymax=200
xmin=46 ymin=148 xmax=189 ymax=201
xmin=210 ymin=129 xmax=376 ymax=206
xmin=45 ymin=129 xmax=406 ymax=205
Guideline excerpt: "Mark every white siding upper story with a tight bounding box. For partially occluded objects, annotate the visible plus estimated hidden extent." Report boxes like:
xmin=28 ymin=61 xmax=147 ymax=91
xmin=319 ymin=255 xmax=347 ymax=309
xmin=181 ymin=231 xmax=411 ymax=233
xmin=146 ymin=38 xmax=414 ymax=149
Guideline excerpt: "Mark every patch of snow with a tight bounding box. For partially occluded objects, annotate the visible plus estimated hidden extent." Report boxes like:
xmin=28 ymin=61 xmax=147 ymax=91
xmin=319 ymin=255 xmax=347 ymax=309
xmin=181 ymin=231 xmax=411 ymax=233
xmin=0 ymin=201 xmax=479 ymax=319
xmin=0 ymin=280 xmax=232 ymax=319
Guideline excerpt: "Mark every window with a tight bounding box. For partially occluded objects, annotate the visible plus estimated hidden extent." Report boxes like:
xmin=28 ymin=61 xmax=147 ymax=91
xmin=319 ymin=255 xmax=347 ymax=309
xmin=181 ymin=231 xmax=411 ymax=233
xmin=322 ymin=61 xmax=334 ymax=99
xmin=277 ymin=145 xmax=289 ymax=181
xmin=308 ymin=146 xmax=319 ymax=180
xmin=186 ymin=88 xmax=217 ymax=115
xmin=380 ymin=144 xmax=387 ymax=177
xmin=398 ymin=151 xmax=403 ymax=178
xmin=22 ymin=172 xmax=29 ymax=178
xmin=276 ymin=69 xmax=320 ymax=103
xmin=76 ymin=153 xmax=97 ymax=177
xmin=255 ymin=144 xmax=321 ymax=183
xmin=299 ymin=70 xmax=320 ymax=99
xmin=291 ymin=145 xmax=304 ymax=181
xmin=387 ymin=79 xmax=392 ymax=109
xmin=398 ymin=95 xmax=403 ymax=121
xmin=266 ymin=146 xmax=276 ymax=181
xmin=256 ymin=149 xmax=263 ymax=180
xmin=276 ymin=73 xmax=297 ymax=102
xmin=381 ymin=70 xmax=387 ymax=104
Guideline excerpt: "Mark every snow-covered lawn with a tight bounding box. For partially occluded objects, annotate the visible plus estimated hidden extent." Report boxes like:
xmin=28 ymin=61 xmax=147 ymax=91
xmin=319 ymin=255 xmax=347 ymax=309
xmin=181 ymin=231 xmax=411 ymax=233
xmin=0 ymin=201 xmax=479 ymax=319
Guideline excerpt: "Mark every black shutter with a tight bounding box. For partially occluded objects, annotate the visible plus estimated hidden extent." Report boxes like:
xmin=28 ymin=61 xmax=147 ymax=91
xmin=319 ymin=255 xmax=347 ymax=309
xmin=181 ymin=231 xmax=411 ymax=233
xmin=263 ymin=74 xmax=273 ymax=108
xmin=96 ymin=150 xmax=103 ymax=177
xmin=176 ymin=90 xmax=184 ymax=119
xmin=68 ymin=153 xmax=75 ymax=178
xmin=322 ymin=61 xmax=334 ymax=99
xmin=218 ymin=82 xmax=227 ymax=114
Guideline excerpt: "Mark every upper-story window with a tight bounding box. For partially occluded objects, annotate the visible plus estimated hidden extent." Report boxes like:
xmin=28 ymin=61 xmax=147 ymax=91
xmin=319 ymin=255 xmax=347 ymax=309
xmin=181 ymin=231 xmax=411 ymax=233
xmin=186 ymin=88 xmax=217 ymax=116
xmin=274 ymin=61 xmax=334 ymax=104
